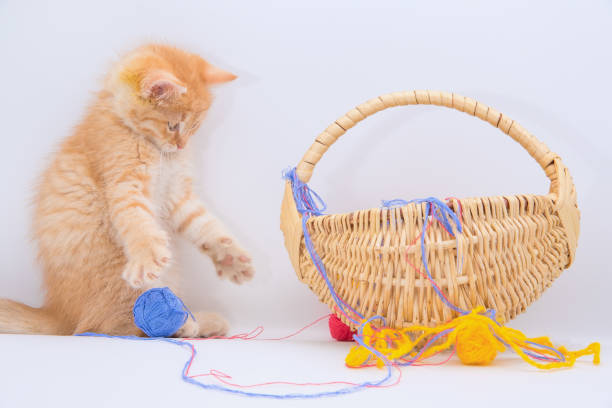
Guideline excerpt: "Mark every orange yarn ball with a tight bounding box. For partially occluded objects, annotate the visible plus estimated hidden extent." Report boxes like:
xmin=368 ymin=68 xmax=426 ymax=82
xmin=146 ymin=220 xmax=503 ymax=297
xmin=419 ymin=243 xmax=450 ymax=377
xmin=455 ymin=324 xmax=499 ymax=365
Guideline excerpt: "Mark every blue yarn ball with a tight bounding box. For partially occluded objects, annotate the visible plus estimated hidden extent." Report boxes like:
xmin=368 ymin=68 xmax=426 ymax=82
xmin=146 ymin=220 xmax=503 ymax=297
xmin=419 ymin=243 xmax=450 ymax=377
xmin=133 ymin=287 xmax=190 ymax=337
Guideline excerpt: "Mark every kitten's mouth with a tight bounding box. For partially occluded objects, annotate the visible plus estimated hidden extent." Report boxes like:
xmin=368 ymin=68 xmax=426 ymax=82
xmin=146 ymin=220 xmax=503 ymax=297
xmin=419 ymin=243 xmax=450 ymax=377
xmin=161 ymin=143 xmax=179 ymax=153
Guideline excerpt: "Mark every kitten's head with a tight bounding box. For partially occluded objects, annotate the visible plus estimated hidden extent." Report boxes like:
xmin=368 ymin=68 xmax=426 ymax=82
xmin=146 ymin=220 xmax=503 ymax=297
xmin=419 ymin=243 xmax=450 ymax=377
xmin=107 ymin=44 xmax=236 ymax=152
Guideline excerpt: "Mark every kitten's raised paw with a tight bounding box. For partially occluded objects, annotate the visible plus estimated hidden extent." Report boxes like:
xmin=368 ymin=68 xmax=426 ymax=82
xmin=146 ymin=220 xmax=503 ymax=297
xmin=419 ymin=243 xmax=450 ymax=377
xmin=122 ymin=241 xmax=172 ymax=288
xmin=205 ymin=237 xmax=254 ymax=284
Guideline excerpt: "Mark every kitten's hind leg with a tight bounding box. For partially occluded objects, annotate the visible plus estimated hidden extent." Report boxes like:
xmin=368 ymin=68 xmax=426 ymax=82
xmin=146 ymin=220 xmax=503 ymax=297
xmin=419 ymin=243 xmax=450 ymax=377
xmin=174 ymin=311 xmax=229 ymax=338
xmin=195 ymin=312 xmax=229 ymax=337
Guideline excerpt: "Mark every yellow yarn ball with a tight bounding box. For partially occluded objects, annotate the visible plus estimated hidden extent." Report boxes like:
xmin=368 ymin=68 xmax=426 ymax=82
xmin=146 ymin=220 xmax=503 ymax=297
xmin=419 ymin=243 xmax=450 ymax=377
xmin=455 ymin=323 xmax=499 ymax=365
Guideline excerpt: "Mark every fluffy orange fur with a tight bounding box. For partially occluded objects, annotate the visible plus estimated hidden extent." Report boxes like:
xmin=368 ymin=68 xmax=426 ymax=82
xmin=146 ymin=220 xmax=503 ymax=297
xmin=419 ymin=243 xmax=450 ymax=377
xmin=0 ymin=44 xmax=252 ymax=337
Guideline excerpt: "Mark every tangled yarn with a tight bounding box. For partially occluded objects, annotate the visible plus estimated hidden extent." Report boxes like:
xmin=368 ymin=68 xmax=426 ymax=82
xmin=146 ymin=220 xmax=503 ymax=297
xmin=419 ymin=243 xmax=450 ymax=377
xmin=133 ymin=287 xmax=193 ymax=337
xmin=345 ymin=307 xmax=600 ymax=369
xmin=284 ymin=166 xmax=600 ymax=370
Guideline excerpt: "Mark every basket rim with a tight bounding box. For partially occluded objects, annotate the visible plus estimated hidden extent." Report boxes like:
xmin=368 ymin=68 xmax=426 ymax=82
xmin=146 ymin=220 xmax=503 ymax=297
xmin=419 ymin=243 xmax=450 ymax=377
xmin=281 ymin=90 xmax=580 ymax=280
xmin=294 ymin=186 xmax=557 ymax=222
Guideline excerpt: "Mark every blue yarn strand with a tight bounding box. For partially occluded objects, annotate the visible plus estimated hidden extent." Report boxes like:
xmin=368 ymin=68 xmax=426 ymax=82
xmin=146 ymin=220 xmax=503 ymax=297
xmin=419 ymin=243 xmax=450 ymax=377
xmin=398 ymin=329 xmax=454 ymax=366
xmin=70 ymin=168 xmax=562 ymax=399
xmin=283 ymin=167 xmax=327 ymax=216
xmin=284 ymin=165 xmax=470 ymax=324
xmin=382 ymin=196 xmax=467 ymax=315
xmin=417 ymin=201 xmax=468 ymax=315
xmin=524 ymin=340 xmax=566 ymax=362
xmin=76 ymin=332 xmax=393 ymax=399
xmin=284 ymin=168 xmax=363 ymax=324
xmin=70 ymin=168 xmax=527 ymax=399
xmin=283 ymin=167 xmax=470 ymax=371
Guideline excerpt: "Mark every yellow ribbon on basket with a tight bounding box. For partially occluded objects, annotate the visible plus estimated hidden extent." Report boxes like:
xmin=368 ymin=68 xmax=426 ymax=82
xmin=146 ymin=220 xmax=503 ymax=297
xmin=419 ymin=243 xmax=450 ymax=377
xmin=346 ymin=307 xmax=600 ymax=369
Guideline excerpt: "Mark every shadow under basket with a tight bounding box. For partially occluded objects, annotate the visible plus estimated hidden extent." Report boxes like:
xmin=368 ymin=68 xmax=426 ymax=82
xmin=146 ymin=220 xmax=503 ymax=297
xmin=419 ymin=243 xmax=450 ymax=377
xmin=280 ymin=90 xmax=580 ymax=331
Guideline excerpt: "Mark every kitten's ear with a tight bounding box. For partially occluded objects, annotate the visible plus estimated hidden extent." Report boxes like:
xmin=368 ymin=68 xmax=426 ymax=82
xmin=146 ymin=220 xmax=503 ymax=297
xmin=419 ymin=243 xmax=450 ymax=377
xmin=202 ymin=63 xmax=237 ymax=84
xmin=141 ymin=70 xmax=187 ymax=102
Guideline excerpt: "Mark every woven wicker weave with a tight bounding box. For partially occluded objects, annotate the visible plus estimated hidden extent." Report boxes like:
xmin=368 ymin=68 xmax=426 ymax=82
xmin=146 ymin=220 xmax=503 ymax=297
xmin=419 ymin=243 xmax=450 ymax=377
xmin=281 ymin=90 xmax=580 ymax=329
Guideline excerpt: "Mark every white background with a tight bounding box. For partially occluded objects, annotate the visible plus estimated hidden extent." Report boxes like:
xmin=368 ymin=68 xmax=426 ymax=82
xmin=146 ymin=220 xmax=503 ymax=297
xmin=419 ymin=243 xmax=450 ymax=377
xmin=0 ymin=1 xmax=611 ymax=407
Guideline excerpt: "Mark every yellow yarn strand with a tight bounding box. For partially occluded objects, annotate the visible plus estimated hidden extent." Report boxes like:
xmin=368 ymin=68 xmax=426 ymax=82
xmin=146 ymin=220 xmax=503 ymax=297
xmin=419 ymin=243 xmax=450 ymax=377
xmin=346 ymin=307 xmax=600 ymax=369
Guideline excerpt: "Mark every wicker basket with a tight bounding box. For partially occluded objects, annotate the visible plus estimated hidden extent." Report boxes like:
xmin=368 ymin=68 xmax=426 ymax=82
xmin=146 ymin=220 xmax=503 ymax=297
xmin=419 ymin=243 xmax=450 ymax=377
xmin=281 ymin=90 xmax=580 ymax=330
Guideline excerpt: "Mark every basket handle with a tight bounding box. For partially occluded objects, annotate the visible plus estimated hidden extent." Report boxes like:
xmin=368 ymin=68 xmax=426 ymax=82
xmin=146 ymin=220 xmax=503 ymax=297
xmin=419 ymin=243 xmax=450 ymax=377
xmin=298 ymin=90 xmax=557 ymax=183
xmin=295 ymin=90 xmax=580 ymax=265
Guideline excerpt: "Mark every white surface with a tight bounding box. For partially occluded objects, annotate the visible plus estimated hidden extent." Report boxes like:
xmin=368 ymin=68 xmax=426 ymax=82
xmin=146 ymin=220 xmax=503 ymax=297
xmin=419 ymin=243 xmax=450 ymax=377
xmin=0 ymin=0 xmax=611 ymax=406
xmin=1 ymin=329 xmax=610 ymax=408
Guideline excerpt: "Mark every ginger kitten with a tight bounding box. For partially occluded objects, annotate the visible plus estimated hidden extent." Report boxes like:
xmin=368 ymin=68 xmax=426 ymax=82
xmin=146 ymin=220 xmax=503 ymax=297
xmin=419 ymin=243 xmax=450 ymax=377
xmin=0 ymin=44 xmax=254 ymax=337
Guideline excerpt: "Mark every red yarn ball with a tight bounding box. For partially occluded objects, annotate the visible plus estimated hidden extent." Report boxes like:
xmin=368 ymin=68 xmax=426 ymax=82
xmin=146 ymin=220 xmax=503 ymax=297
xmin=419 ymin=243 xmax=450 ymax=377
xmin=328 ymin=314 xmax=356 ymax=341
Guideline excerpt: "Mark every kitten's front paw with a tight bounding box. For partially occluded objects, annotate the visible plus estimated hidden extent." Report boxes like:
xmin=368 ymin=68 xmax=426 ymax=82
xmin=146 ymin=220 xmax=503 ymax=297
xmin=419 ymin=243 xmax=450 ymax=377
xmin=122 ymin=240 xmax=172 ymax=288
xmin=203 ymin=237 xmax=254 ymax=284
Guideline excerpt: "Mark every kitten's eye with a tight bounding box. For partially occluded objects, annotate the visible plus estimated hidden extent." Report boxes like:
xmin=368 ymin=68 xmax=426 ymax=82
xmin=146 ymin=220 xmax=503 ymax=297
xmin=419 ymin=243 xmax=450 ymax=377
xmin=167 ymin=122 xmax=179 ymax=132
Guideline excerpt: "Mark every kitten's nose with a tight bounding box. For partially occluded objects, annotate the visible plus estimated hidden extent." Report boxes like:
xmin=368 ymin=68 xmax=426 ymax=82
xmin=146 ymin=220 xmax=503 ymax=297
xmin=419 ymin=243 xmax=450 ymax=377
xmin=175 ymin=135 xmax=185 ymax=149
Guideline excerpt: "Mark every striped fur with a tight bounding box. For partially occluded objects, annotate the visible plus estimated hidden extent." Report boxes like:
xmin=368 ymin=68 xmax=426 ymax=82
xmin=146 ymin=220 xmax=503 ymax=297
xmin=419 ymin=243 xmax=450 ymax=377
xmin=0 ymin=44 xmax=252 ymax=337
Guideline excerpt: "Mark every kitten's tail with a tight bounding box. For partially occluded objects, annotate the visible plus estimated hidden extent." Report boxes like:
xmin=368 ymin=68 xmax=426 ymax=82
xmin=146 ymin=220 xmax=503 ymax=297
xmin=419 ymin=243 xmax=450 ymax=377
xmin=0 ymin=299 xmax=65 ymax=335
